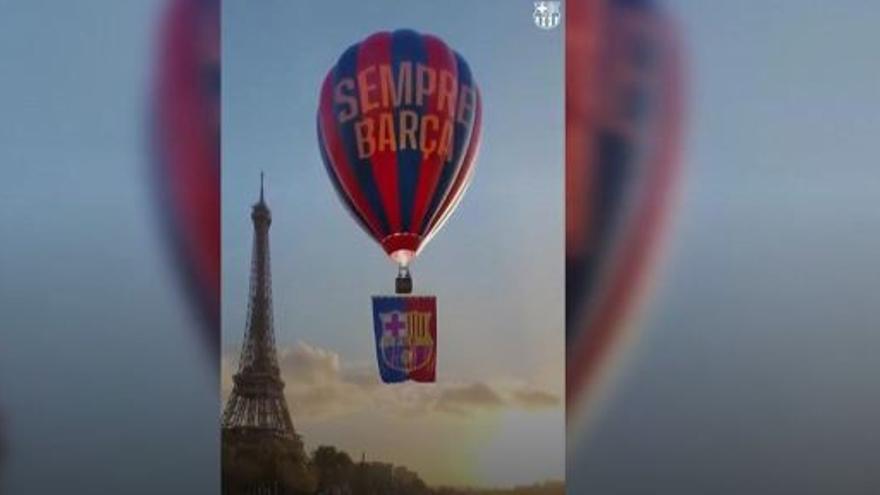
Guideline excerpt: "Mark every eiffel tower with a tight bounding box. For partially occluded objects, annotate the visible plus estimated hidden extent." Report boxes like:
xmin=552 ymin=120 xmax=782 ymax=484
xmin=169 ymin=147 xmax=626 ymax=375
xmin=221 ymin=174 xmax=314 ymax=495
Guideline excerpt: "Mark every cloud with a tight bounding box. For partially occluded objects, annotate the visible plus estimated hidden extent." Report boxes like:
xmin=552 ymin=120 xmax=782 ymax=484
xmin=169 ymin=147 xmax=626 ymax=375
xmin=510 ymin=387 xmax=561 ymax=410
xmin=432 ymin=383 xmax=562 ymax=416
xmin=222 ymin=341 xmax=560 ymax=420
xmin=435 ymin=382 xmax=505 ymax=414
xmin=279 ymin=341 xmax=343 ymax=385
xmin=277 ymin=342 xmax=375 ymax=418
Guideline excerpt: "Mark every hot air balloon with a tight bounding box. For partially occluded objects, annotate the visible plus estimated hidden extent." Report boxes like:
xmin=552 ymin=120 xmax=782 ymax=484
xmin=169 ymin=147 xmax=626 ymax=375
xmin=317 ymin=29 xmax=481 ymax=294
xmin=317 ymin=30 xmax=481 ymax=383
xmin=566 ymin=0 xmax=684 ymax=420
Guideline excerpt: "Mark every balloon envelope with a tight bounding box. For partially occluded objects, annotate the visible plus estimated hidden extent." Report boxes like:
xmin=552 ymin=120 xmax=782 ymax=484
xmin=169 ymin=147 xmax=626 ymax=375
xmin=566 ymin=0 xmax=684 ymax=412
xmin=152 ymin=0 xmax=220 ymax=351
xmin=317 ymin=30 xmax=481 ymax=266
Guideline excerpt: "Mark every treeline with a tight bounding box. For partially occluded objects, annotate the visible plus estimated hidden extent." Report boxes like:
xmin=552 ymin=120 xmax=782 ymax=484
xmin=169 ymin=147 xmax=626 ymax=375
xmin=312 ymin=445 xmax=563 ymax=495
xmin=432 ymin=481 xmax=564 ymax=495
xmin=311 ymin=445 xmax=431 ymax=495
xmin=222 ymin=434 xmax=562 ymax=495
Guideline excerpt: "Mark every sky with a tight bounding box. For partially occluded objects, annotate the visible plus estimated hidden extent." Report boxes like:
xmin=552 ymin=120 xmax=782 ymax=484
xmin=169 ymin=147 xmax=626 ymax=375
xmin=222 ymin=0 xmax=565 ymax=487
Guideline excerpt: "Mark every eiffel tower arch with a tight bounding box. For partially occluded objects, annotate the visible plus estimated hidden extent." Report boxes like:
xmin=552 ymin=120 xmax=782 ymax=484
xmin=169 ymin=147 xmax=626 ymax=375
xmin=222 ymin=175 xmax=315 ymax=495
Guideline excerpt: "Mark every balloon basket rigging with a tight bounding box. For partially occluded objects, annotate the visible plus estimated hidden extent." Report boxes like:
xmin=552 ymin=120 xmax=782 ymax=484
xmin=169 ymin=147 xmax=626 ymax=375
xmin=395 ymin=265 xmax=413 ymax=294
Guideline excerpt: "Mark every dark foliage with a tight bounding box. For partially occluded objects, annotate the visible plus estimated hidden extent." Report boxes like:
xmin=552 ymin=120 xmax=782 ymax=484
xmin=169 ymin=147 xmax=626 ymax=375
xmin=222 ymin=429 xmax=316 ymax=495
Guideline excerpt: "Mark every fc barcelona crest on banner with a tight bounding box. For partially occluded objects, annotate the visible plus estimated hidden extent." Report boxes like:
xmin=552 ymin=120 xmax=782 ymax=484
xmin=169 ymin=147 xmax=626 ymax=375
xmin=372 ymin=296 xmax=437 ymax=383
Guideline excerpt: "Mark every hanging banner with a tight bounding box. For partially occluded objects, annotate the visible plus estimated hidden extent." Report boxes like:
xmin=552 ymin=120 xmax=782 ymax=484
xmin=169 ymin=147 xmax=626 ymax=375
xmin=372 ymin=296 xmax=437 ymax=383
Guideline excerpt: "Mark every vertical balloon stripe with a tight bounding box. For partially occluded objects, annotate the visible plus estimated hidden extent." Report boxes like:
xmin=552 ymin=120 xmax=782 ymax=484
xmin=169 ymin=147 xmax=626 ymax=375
xmin=565 ymin=132 xmax=631 ymax=339
xmin=391 ymin=29 xmax=427 ymax=231
xmin=421 ymin=91 xmax=482 ymax=246
xmin=317 ymin=118 xmax=374 ymax=239
xmin=335 ymin=44 xmax=392 ymax=236
xmin=419 ymin=53 xmax=478 ymax=234
xmin=594 ymin=132 xmax=632 ymax=252
xmin=318 ymin=73 xmax=385 ymax=239
xmin=356 ymin=32 xmax=402 ymax=233
xmin=408 ymin=35 xmax=459 ymax=236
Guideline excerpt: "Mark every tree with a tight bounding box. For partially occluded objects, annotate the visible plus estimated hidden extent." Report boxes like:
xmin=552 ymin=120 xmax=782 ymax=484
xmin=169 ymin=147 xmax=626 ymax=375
xmin=222 ymin=429 xmax=316 ymax=495
xmin=312 ymin=445 xmax=354 ymax=493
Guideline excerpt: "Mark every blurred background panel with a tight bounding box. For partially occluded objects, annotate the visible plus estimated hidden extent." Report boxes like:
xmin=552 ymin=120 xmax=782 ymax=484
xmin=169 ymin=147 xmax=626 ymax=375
xmin=0 ymin=1 xmax=219 ymax=493
xmin=568 ymin=1 xmax=880 ymax=493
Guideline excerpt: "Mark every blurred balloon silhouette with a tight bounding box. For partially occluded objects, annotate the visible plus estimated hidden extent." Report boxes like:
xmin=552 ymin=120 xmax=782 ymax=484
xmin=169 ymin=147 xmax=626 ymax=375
xmin=151 ymin=0 xmax=220 ymax=354
xmin=566 ymin=0 xmax=685 ymax=421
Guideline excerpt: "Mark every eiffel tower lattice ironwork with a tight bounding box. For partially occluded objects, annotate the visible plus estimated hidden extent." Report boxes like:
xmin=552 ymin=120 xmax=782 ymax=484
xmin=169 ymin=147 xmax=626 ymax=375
xmin=222 ymin=173 xmax=295 ymax=436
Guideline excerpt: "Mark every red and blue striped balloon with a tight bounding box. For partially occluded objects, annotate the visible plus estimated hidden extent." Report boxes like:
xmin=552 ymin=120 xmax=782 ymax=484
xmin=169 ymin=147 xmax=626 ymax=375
xmin=152 ymin=0 xmax=220 ymax=353
xmin=566 ymin=0 xmax=684 ymax=417
xmin=317 ymin=30 xmax=482 ymax=267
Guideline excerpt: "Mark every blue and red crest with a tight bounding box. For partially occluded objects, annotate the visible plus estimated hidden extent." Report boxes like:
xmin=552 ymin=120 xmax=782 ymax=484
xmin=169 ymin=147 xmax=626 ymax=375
xmin=372 ymin=296 xmax=437 ymax=383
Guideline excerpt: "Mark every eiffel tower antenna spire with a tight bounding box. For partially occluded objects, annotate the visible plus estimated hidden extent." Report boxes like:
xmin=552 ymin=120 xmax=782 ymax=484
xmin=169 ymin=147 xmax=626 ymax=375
xmin=260 ymin=170 xmax=265 ymax=203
